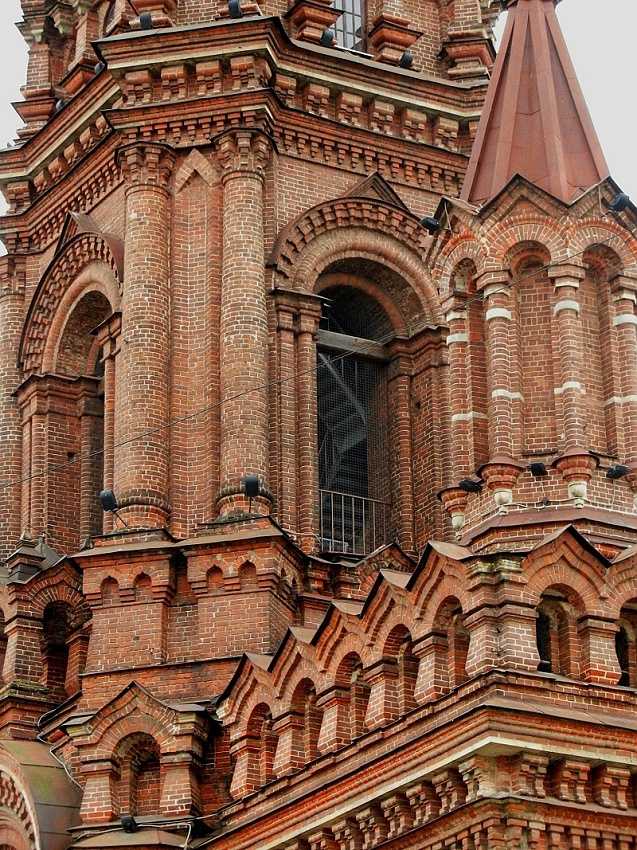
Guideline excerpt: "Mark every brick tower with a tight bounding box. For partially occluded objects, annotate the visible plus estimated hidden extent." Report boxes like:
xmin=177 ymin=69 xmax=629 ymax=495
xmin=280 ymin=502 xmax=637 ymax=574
xmin=1 ymin=0 xmax=637 ymax=848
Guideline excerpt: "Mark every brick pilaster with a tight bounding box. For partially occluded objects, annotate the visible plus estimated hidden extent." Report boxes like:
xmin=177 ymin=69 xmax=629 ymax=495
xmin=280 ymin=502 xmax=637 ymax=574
xmin=0 ymin=256 xmax=26 ymax=558
xmin=215 ymin=129 xmax=274 ymax=516
xmin=478 ymin=270 xmax=522 ymax=502
xmin=116 ymin=142 xmax=176 ymax=528
xmin=296 ymin=306 xmax=321 ymax=552
xmin=549 ymin=263 xmax=598 ymax=498
xmin=610 ymin=274 xmax=637 ymax=492
xmin=94 ymin=313 xmax=121 ymax=534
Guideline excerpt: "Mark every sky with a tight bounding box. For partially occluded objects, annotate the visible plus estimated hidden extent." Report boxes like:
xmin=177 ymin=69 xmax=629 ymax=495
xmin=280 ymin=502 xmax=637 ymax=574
xmin=0 ymin=0 xmax=635 ymax=206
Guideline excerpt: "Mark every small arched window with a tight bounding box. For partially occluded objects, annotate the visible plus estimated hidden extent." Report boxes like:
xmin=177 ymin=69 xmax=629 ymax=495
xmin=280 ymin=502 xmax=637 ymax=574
xmin=115 ymin=733 xmax=161 ymax=817
xmin=536 ymin=610 xmax=553 ymax=672
xmin=333 ymin=0 xmax=366 ymax=51
xmin=616 ymin=627 xmax=630 ymax=687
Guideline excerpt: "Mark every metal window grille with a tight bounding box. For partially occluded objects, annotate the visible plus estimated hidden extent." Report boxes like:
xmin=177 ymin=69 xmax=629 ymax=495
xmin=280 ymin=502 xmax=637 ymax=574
xmin=332 ymin=0 xmax=366 ymax=51
xmin=317 ymin=346 xmax=389 ymax=554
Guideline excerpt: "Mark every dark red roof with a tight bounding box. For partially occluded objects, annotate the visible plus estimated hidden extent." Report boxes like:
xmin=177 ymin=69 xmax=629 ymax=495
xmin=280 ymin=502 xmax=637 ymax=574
xmin=462 ymin=0 xmax=609 ymax=205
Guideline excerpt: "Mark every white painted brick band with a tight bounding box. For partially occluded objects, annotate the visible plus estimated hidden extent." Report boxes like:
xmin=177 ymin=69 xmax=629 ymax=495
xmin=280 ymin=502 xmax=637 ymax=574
xmin=613 ymin=314 xmax=637 ymax=327
xmin=485 ymin=307 xmax=512 ymax=322
xmin=553 ymin=299 xmax=580 ymax=315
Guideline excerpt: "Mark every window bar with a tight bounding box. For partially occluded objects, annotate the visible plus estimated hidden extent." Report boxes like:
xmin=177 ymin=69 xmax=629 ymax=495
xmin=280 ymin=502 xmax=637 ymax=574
xmin=341 ymin=495 xmax=345 ymax=553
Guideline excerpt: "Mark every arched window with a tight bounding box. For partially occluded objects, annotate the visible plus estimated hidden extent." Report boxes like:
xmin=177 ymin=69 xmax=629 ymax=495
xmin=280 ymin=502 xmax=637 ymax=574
xmin=536 ymin=610 xmax=552 ymax=672
xmin=54 ymin=290 xmax=112 ymax=543
xmin=317 ymin=284 xmax=392 ymax=556
xmin=134 ymin=573 xmax=152 ymax=601
xmin=41 ymin=602 xmax=73 ymax=701
xmin=427 ymin=599 xmax=469 ymax=696
xmin=291 ymin=679 xmax=324 ymax=765
xmin=101 ymin=577 xmax=120 ymax=606
xmin=114 ymin=733 xmax=161 ymax=817
xmin=616 ymin=601 xmax=637 ymax=687
xmin=335 ymin=652 xmax=370 ymax=740
xmin=616 ymin=627 xmax=630 ymax=687
xmin=333 ymin=0 xmax=366 ymax=51
xmin=249 ymin=704 xmax=277 ymax=787
xmin=535 ymin=588 xmax=582 ymax=678
xmin=206 ymin=566 xmax=224 ymax=592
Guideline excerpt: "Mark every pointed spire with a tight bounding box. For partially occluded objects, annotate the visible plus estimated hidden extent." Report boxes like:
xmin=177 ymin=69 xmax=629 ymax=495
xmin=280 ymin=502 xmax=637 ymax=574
xmin=461 ymin=0 xmax=609 ymax=206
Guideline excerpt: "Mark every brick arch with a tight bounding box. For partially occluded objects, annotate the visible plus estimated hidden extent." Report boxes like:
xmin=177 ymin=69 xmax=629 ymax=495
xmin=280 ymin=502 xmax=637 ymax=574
xmin=605 ymin=564 xmax=637 ymax=619
xmin=0 ymin=772 xmax=38 ymax=850
xmin=274 ymin=656 xmax=326 ymax=707
xmin=410 ymin=558 xmax=471 ymax=629
xmin=19 ymin=233 xmax=122 ymax=375
xmin=269 ymin=199 xmax=440 ymax=324
xmin=569 ymin=219 xmax=637 ymax=271
xmin=317 ymin=272 xmax=409 ymax=336
xmin=29 ymin=569 xmax=89 ymax=629
xmin=483 ymin=218 xmax=569 ymax=269
xmin=319 ymin=629 xmax=368 ymax=678
xmin=86 ymin=694 xmax=180 ymax=760
xmin=522 ymin=555 xmax=604 ymax=614
xmin=434 ymin=234 xmax=486 ymax=295
xmin=217 ymin=659 xmax=276 ymax=729
xmin=368 ymin=609 xmax=418 ymax=664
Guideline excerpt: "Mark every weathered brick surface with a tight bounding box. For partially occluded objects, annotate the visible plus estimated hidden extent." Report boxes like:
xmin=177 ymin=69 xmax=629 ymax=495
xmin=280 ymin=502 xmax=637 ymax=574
xmin=0 ymin=2 xmax=637 ymax=849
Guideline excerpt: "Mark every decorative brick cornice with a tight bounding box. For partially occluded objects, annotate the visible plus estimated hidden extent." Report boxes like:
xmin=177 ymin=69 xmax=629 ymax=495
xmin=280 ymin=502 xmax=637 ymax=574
xmin=117 ymin=141 xmax=176 ymax=192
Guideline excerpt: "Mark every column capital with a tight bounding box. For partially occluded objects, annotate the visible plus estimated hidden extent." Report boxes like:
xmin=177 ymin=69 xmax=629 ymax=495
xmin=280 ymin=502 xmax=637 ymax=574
xmin=610 ymin=271 xmax=637 ymax=297
xmin=548 ymin=262 xmax=586 ymax=287
xmin=214 ymin=128 xmax=274 ymax=181
xmin=475 ymin=269 xmax=511 ymax=294
xmin=117 ymin=141 xmax=176 ymax=191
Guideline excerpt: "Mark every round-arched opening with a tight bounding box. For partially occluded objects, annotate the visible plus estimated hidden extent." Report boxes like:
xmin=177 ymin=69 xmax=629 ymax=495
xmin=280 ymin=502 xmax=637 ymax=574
xmin=320 ymin=285 xmax=393 ymax=342
xmin=55 ymin=290 xmax=111 ymax=378
xmin=114 ymin=732 xmax=161 ymax=817
xmin=41 ymin=601 xmax=74 ymax=702
xmin=316 ymin=273 xmax=396 ymax=556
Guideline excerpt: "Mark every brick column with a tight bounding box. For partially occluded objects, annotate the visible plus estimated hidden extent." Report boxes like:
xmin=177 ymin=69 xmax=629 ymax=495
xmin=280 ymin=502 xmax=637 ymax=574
xmin=297 ymin=305 xmax=321 ymax=552
xmin=610 ymin=274 xmax=637 ymax=495
xmin=549 ymin=263 xmax=596 ymax=498
xmin=386 ymin=343 xmax=415 ymax=552
xmin=79 ymin=760 xmax=118 ymax=824
xmin=116 ymin=142 xmax=175 ymax=528
xmin=275 ymin=304 xmax=298 ymax=533
xmin=363 ymin=660 xmax=399 ymax=728
xmin=215 ymin=129 xmax=273 ymax=516
xmin=78 ymin=379 xmax=103 ymax=541
xmin=478 ymin=271 xmax=522 ymax=504
xmin=94 ymin=313 xmax=121 ymax=534
xmin=0 ymin=256 xmax=25 ymax=558
xmin=578 ymin=616 xmax=622 ymax=685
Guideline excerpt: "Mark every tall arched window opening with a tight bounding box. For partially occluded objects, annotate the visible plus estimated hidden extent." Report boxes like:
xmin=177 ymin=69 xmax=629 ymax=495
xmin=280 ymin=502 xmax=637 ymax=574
xmin=41 ymin=602 xmax=73 ymax=701
xmin=53 ymin=290 xmax=112 ymax=544
xmin=333 ymin=0 xmax=366 ymax=51
xmin=317 ymin=285 xmax=392 ymax=555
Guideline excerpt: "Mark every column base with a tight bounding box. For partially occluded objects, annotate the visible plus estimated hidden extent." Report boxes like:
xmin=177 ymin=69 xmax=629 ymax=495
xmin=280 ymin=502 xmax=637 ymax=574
xmin=216 ymin=492 xmax=272 ymax=517
xmin=115 ymin=490 xmax=171 ymax=529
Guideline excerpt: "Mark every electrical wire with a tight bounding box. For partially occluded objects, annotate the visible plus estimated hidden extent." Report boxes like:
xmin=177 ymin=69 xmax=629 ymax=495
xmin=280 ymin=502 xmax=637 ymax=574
xmin=0 ymin=327 xmax=399 ymax=499
xmin=2 ymin=227 xmax=634 ymax=507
